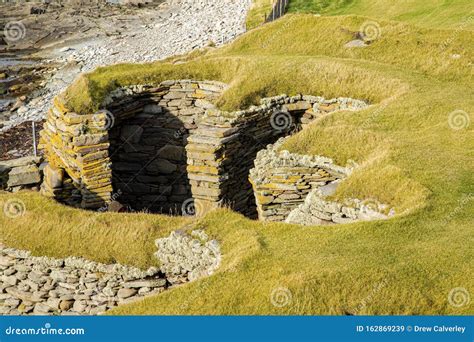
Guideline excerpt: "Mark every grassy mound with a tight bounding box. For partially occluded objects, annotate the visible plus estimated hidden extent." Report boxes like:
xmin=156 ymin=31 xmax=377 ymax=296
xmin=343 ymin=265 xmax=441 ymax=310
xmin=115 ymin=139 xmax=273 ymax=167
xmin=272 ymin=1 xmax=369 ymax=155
xmin=1 ymin=6 xmax=472 ymax=315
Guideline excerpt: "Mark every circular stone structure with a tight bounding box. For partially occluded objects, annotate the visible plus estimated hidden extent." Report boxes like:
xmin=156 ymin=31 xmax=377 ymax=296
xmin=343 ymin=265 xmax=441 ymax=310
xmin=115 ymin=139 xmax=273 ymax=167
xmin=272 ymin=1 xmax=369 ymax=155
xmin=39 ymin=79 xmax=368 ymax=217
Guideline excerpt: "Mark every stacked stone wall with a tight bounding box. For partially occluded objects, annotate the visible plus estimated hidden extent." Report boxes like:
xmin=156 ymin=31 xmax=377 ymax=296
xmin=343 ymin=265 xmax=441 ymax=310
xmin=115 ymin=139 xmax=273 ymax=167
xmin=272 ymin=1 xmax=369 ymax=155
xmin=0 ymin=229 xmax=220 ymax=316
xmin=39 ymin=79 xmax=368 ymax=217
xmin=249 ymin=138 xmax=353 ymax=221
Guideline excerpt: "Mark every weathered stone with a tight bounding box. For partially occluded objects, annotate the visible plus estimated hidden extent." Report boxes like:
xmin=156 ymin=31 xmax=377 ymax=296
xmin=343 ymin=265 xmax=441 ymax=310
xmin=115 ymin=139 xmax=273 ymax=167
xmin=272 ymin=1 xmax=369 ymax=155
xmin=146 ymin=159 xmax=177 ymax=174
xmin=7 ymin=164 xmax=41 ymax=187
xmin=121 ymin=125 xmax=144 ymax=144
xmin=59 ymin=299 xmax=74 ymax=311
xmin=124 ymin=279 xmax=166 ymax=288
xmin=156 ymin=145 xmax=185 ymax=161
xmin=33 ymin=302 xmax=53 ymax=314
xmin=117 ymin=288 xmax=137 ymax=299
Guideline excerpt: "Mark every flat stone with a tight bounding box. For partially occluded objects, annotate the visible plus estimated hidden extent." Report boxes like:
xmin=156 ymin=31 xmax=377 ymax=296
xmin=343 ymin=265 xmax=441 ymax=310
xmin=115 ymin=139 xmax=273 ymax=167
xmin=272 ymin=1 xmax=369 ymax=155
xmin=146 ymin=158 xmax=177 ymax=174
xmin=124 ymin=279 xmax=166 ymax=288
xmin=7 ymin=164 xmax=41 ymax=187
xmin=33 ymin=302 xmax=53 ymax=314
xmin=156 ymin=145 xmax=185 ymax=161
xmin=117 ymin=288 xmax=138 ymax=299
xmin=344 ymin=39 xmax=367 ymax=48
xmin=72 ymin=300 xmax=87 ymax=313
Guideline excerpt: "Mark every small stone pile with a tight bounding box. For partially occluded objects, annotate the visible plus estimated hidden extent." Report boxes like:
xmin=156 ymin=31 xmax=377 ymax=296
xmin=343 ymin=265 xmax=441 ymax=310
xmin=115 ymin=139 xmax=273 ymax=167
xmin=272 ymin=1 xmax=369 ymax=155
xmin=249 ymin=138 xmax=354 ymax=222
xmin=0 ymin=156 xmax=43 ymax=191
xmin=249 ymin=138 xmax=394 ymax=225
xmin=155 ymin=229 xmax=221 ymax=283
xmin=286 ymin=182 xmax=394 ymax=226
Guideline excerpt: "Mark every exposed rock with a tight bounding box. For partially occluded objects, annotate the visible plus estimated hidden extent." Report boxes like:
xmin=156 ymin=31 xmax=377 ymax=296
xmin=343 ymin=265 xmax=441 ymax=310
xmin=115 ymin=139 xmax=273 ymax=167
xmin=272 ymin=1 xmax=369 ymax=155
xmin=155 ymin=230 xmax=221 ymax=283
xmin=344 ymin=39 xmax=368 ymax=48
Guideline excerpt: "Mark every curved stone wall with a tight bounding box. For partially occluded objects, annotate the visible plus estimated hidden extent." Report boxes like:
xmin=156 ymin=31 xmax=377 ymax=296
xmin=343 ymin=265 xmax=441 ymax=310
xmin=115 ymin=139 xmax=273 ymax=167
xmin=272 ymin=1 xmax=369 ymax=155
xmin=249 ymin=138 xmax=393 ymax=224
xmin=39 ymin=79 xmax=368 ymax=217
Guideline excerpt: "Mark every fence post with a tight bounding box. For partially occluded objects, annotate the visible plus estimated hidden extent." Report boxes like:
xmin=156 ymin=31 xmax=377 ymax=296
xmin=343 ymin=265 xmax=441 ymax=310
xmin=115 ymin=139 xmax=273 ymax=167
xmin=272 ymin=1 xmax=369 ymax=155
xmin=272 ymin=0 xmax=275 ymax=21
xmin=32 ymin=121 xmax=37 ymax=157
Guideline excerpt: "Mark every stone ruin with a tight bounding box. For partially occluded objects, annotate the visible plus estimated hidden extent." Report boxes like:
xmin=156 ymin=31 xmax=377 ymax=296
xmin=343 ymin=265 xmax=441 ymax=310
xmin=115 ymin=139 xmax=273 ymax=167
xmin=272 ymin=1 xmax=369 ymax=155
xmin=38 ymin=79 xmax=371 ymax=221
xmin=0 ymin=229 xmax=221 ymax=315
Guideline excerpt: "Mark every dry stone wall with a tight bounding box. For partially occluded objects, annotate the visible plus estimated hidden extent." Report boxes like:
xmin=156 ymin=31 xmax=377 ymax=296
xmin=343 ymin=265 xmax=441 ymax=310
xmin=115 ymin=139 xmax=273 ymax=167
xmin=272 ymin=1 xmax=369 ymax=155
xmin=0 ymin=229 xmax=221 ymax=315
xmin=286 ymin=182 xmax=394 ymax=226
xmin=39 ymin=79 xmax=368 ymax=217
xmin=249 ymin=138 xmax=353 ymax=221
xmin=39 ymin=80 xmax=226 ymax=213
xmin=249 ymin=138 xmax=393 ymax=224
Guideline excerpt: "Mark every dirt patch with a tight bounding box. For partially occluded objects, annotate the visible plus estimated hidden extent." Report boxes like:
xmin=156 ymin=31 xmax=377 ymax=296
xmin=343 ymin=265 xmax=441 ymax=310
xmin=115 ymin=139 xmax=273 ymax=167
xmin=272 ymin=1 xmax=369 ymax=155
xmin=0 ymin=120 xmax=43 ymax=161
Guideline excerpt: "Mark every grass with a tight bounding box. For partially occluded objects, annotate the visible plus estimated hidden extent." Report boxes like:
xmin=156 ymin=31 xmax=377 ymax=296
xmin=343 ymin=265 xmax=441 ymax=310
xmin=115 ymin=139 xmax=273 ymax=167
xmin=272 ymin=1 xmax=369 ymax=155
xmin=0 ymin=192 xmax=190 ymax=268
xmin=1 ymin=4 xmax=473 ymax=315
xmin=287 ymin=0 xmax=474 ymax=30
xmin=246 ymin=0 xmax=275 ymax=30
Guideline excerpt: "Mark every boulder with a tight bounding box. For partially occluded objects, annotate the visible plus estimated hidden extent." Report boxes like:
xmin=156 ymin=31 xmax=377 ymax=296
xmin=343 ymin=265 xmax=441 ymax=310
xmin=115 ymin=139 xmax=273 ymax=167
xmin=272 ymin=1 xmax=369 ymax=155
xmin=43 ymin=164 xmax=64 ymax=189
xmin=7 ymin=164 xmax=41 ymax=188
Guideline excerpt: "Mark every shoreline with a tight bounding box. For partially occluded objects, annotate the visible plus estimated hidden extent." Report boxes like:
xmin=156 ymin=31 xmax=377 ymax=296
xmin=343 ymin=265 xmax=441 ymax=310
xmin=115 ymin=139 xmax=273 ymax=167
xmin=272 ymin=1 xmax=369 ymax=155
xmin=0 ymin=0 xmax=251 ymax=138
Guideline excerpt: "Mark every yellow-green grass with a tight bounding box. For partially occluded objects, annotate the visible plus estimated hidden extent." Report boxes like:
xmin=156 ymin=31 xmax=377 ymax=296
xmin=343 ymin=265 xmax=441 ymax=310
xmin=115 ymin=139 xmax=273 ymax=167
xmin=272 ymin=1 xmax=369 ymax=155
xmin=1 ymin=12 xmax=473 ymax=315
xmin=0 ymin=192 xmax=190 ymax=269
xmin=287 ymin=0 xmax=474 ymax=30
xmin=246 ymin=0 xmax=275 ymax=30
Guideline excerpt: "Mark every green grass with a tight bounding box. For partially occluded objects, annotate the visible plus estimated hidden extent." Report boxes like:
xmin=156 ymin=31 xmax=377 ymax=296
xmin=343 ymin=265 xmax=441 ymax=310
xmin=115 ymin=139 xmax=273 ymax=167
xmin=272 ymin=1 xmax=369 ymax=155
xmin=287 ymin=0 xmax=474 ymax=30
xmin=1 ymin=4 xmax=473 ymax=315
xmin=246 ymin=0 xmax=275 ymax=30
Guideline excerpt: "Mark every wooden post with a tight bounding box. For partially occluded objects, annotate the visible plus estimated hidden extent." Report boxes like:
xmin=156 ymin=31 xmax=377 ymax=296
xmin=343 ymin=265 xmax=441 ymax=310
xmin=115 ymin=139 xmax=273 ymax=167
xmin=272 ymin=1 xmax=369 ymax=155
xmin=32 ymin=121 xmax=37 ymax=157
xmin=272 ymin=0 xmax=275 ymax=21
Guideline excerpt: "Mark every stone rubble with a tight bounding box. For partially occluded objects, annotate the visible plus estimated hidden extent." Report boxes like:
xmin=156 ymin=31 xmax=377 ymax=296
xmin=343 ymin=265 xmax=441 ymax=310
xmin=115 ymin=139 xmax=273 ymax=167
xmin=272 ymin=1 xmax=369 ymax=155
xmin=285 ymin=182 xmax=395 ymax=226
xmin=1 ymin=0 xmax=252 ymax=132
xmin=155 ymin=229 xmax=221 ymax=283
xmin=249 ymin=138 xmax=355 ymax=222
xmin=0 ymin=229 xmax=221 ymax=315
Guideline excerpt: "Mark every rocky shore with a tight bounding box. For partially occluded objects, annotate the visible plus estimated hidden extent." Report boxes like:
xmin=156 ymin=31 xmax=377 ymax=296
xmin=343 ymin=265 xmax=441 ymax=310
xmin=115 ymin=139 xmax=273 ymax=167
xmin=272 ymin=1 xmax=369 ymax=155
xmin=0 ymin=0 xmax=251 ymax=135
